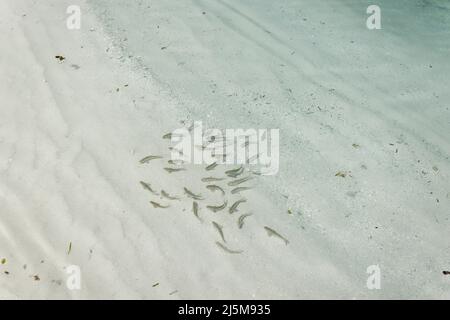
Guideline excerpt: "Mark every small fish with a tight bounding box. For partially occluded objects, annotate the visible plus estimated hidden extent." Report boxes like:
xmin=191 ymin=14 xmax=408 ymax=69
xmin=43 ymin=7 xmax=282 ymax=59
xmin=152 ymin=282 xmax=160 ymax=287
xmin=140 ymin=181 xmax=159 ymax=195
xmin=168 ymin=159 xmax=184 ymax=165
xmin=247 ymin=153 xmax=260 ymax=163
xmin=225 ymin=166 xmax=244 ymax=178
xmin=205 ymin=162 xmax=218 ymax=171
xmin=67 ymin=242 xmax=72 ymax=255
xmin=195 ymin=144 xmax=207 ymax=151
xmin=264 ymin=226 xmax=289 ymax=245
xmin=161 ymin=190 xmax=179 ymax=200
xmin=164 ymin=167 xmax=186 ymax=173
xmin=207 ymin=135 xmax=226 ymax=143
xmin=214 ymin=154 xmax=227 ymax=162
xmin=206 ymin=185 xmax=225 ymax=195
xmin=261 ymin=130 xmax=267 ymax=140
xmin=225 ymin=166 xmax=242 ymax=174
xmin=228 ymin=176 xmax=253 ymax=187
xmin=150 ymin=201 xmax=170 ymax=209
xmin=168 ymin=147 xmax=184 ymax=155
xmin=163 ymin=132 xmax=183 ymax=140
xmin=215 ymin=242 xmax=243 ymax=254
xmin=55 ymin=55 xmax=65 ymax=61
xmin=184 ymin=187 xmax=204 ymax=200
xmin=237 ymin=213 xmax=253 ymax=229
xmin=207 ymin=201 xmax=227 ymax=213
xmin=227 ymin=171 xmax=244 ymax=178
xmin=201 ymin=177 xmax=225 ymax=183
xmin=212 ymin=221 xmax=226 ymax=243
xmin=241 ymin=141 xmax=250 ymax=148
xmin=192 ymin=201 xmax=201 ymax=221
xmin=139 ymin=155 xmax=162 ymax=164
xmin=229 ymin=199 xmax=247 ymax=214
xmin=231 ymin=187 xmax=252 ymax=194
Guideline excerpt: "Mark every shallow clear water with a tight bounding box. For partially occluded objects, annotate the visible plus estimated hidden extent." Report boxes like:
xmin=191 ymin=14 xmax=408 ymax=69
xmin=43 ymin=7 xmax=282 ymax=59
xmin=83 ymin=0 xmax=450 ymax=297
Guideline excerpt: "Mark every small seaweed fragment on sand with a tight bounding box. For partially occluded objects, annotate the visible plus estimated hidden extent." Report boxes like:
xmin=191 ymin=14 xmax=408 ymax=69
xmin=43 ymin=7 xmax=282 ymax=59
xmin=139 ymin=155 xmax=162 ymax=164
xmin=225 ymin=166 xmax=244 ymax=178
xmin=205 ymin=162 xmax=218 ymax=171
xmin=1 ymin=258 xmax=6 ymax=265
xmin=161 ymin=190 xmax=180 ymax=200
xmin=33 ymin=275 xmax=40 ymax=281
xmin=237 ymin=213 xmax=253 ymax=229
xmin=212 ymin=221 xmax=226 ymax=243
xmin=140 ymin=181 xmax=159 ymax=195
xmin=164 ymin=167 xmax=186 ymax=173
xmin=215 ymin=242 xmax=243 ymax=254
xmin=150 ymin=201 xmax=170 ymax=209
xmin=335 ymin=171 xmax=347 ymax=178
xmin=229 ymin=199 xmax=246 ymax=214
xmin=264 ymin=226 xmax=289 ymax=245
xmin=169 ymin=290 xmax=178 ymax=296
xmin=201 ymin=177 xmax=225 ymax=183
xmin=207 ymin=201 xmax=227 ymax=213
xmin=206 ymin=184 xmax=225 ymax=195
xmin=231 ymin=187 xmax=252 ymax=194
xmin=152 ymin=282 xmax=160 ymax=287
xmin=227 ymin=176 xmax=253 ymax=187
xmin=184 ymin=187 xmax=204 ymax=200
xmin=192 ymin=201 xmax=201 ymax=221
xmin=335 ymin=171 xmax=352 ymax=178
xmin=67 ymin=242 xmax=72 ymax=255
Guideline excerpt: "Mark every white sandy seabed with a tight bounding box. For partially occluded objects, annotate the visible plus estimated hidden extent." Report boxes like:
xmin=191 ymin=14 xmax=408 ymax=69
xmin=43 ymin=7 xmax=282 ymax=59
xmin=0 ymin=0 xmax=449 ymax=299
